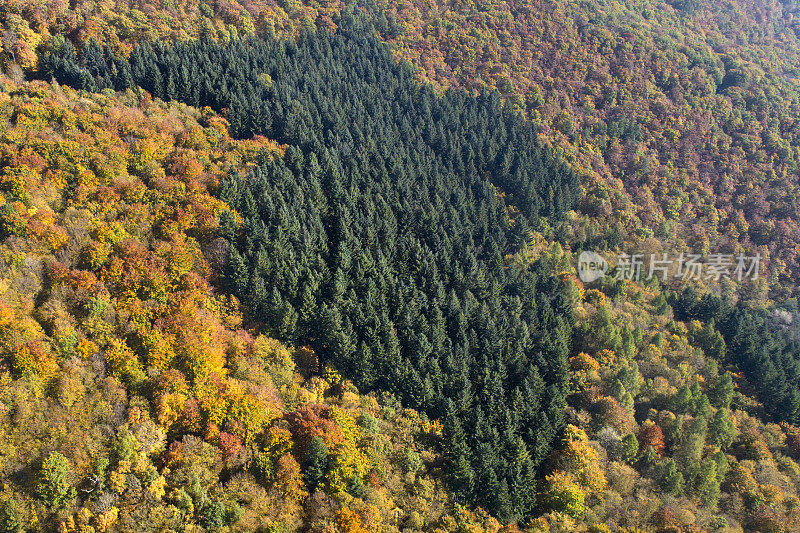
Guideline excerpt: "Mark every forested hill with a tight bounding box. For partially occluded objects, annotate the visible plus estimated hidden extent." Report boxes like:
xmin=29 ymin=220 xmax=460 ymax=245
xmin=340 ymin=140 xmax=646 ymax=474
xmin=5 ymin=0 xmax=800 ymax=292
xmin=38 ymin=25 xmax=580 ymax=522
xmin=2 ymin=0 xmax=800 ymax=532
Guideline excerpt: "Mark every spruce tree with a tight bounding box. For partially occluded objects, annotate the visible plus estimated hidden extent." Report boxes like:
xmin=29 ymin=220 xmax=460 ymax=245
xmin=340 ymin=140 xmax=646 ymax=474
xmin=303 ymin=436 xmax=329 ymax=492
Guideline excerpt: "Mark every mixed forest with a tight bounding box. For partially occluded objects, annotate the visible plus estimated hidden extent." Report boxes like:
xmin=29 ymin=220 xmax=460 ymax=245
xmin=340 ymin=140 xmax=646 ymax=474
xmin=39 ymin=26 xmax=580 ymax=522
xmin=0 ymin=0 xmax=799 ymax=532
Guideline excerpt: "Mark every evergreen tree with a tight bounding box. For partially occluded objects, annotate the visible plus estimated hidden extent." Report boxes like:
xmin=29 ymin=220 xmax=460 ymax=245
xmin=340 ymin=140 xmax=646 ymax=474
xmin=709 ymin=408 xmax=736 ymax=450
xmin=710 ymin=372 xmax=735 ymax=409
xmin=689 ymin=459 xmax=721 ymax=509
xmin=658 ymin=459 xmax=685 ymax=496
xmin=303 ymin=436 xmax=329 ymax=492
xmin=227 ymin=247 xmax=249 ymax=296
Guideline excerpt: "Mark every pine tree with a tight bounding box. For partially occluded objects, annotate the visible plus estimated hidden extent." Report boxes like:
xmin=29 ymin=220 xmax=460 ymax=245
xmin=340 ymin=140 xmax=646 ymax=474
xmin=679 ymin=416 xmax=708 ymax=468
xmin=227 ymin=247 xmax=249 ymax=297
xmin=658 ymin=459 xmax=685 ymax=496
xmin=710 ymin=372 xmax=735 ymax=409
xmin=689 ymin=459 xmax=720 ymax=509
xmin=709 ymin=408 xmax=736 ymax=450
xmin=303 ymin=436 xmax=329 ymax=492
xmin=509 ymin=438 xmax=537 ymax=519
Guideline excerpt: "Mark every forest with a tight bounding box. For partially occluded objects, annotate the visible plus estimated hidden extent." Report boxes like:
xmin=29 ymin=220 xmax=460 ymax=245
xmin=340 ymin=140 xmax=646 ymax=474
xmin=0 ymin=0 xmax=799 ymax=531
xmin=673 ymin=287 xmax=800 ymax=426
xmin=38 ymin=25 xmax=581 ymax=522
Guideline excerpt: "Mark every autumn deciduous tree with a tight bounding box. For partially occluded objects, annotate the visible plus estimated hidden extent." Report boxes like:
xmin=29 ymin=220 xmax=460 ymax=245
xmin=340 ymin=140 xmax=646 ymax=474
xmin=36 ymin=452 xmax=76 ymax=508
xmin=0 ymin=498 xmax=20 ymax=533
xmin=252 ymin=335 xmax=296 ymax=390
xmin=326 ymin=439 xmax=370 ymax=494
xmin=289 ymin=405 xmax=343 ymax=455
xmin=639 ymin=421 xmax=666 ymax=456
xmin=592 ymin=396 xmax=635 ymax=433
xmin=104 ymin=338 xmax=144 ymax=386
xmin=553 ymin=425 xmax=607 ymax=494
xmin=539 ymin=471 xmax=586 ymax=518
xmin=335 ymin=508 xmax=370 ymax=533
xmin=275 ymin=454 xmax=306 ymax=501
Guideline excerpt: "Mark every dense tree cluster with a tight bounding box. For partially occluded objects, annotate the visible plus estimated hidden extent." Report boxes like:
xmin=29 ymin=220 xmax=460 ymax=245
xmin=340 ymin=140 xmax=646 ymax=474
xmin=357 ymin=0 xmax=800 ymax=293
xmin=3 ymin=0 xmax=800 ymax=530
xmin=563 ymin=277 xmax=800 ymax=531
xmin=15 ymin=0 xmax=800 ymax=293
xmin=673 ymin=287 xmax=800 ymax=425
xmin=37 ymin=24 xmax=580 ymax=521
xmin=0 ymin=78 xmax=507 ymax=533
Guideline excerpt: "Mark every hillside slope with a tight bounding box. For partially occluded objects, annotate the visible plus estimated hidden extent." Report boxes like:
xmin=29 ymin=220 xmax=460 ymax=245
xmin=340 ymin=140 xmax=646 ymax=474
xmin=0 ymin=1 xmax=799 ymax=533
xmin=3 ymin=0 xmax=800 ymax=294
